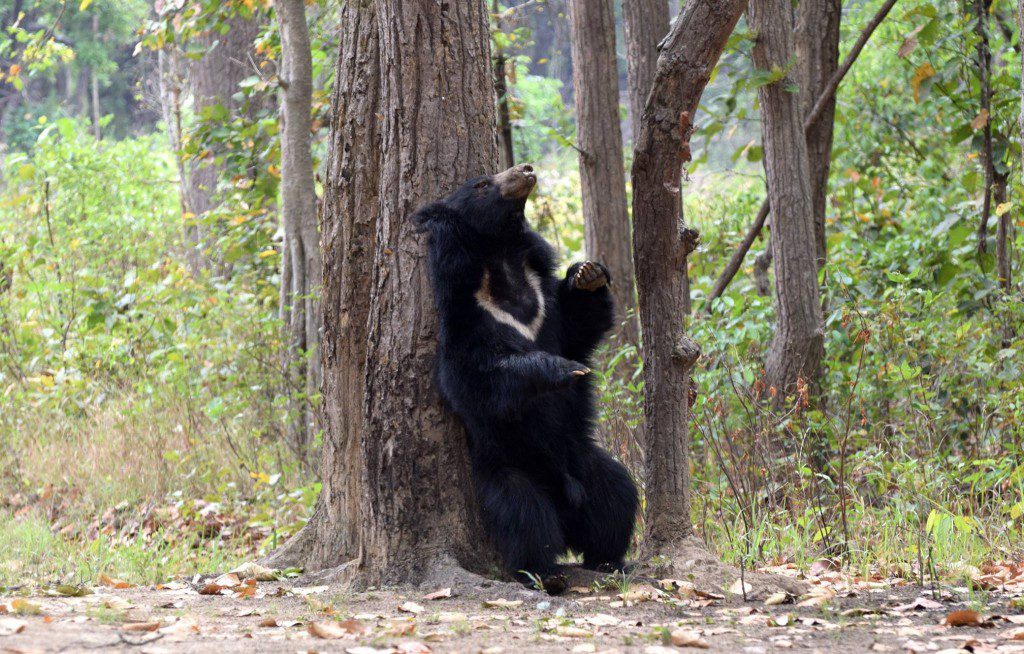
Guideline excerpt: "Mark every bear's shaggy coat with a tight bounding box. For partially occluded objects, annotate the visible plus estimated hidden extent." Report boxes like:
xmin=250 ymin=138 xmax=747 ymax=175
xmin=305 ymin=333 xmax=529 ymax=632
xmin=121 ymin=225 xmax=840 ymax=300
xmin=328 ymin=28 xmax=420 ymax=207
xmin=413 ymin=164 xmax=638 ymax=590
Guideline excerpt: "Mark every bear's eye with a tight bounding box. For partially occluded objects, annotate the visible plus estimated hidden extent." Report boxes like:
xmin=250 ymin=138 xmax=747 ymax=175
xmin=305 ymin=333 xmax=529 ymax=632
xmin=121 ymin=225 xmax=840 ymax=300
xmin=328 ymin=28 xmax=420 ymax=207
xmin=474 ymin=180 xmax=489 ymax=190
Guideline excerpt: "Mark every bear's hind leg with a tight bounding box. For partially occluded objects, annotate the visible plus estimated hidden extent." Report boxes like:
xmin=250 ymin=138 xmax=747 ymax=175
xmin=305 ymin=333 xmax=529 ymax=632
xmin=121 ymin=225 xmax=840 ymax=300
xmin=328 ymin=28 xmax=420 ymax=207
xmin=478 ymin=468 xmax=567 ymax=594
xmin=565 ymin=449 xmax=639 ymax=572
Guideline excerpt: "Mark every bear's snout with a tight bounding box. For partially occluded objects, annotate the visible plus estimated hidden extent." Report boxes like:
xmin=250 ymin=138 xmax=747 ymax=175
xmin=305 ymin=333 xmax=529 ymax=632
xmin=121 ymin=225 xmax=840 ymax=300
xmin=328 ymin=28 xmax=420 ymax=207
xmin=495 ymin=164 xmax=537 ymax=201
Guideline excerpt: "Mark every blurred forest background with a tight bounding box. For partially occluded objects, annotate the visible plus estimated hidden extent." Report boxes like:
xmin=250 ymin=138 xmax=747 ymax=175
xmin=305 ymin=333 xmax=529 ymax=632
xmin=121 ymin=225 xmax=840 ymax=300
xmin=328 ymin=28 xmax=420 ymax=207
xmin=1 ymin=0 xmax=1022 ymax=588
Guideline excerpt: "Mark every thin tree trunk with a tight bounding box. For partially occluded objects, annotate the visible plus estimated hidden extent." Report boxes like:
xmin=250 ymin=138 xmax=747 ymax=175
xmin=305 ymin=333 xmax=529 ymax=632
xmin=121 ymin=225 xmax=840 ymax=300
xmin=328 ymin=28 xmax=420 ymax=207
xmin=975 ymin=0 xmax=994 ymax=258
xmin=632 ymin=0 xmax=746 ymax=550
xmin=277 ymin=0 xmax=323 ymax=458
xmin=493 ymin=0 xmax=515 ymax=169
xmin=90 ymin=15 xmax=101 ymax=140
xmin=795 ymin=0 xmax=841 ymax=267
xmin=267 ymin=0 xmax=500 ymax=585
xmin=156 ymin=48 xmax=193 ymax=261
xmin=623 ymin=0 xmax=670 ymax=145
xmin=750 ymin=0 xmax=825 ymax=398
xmin=995 ymin=173 xmax=1012 ymax=293
xmin=567 ymin=0 xmax=638 ymax=345
xmin=264 ymin=0 xmax=379 ymax=571
xmin=704 ymin=0 xmax=898 ymax=309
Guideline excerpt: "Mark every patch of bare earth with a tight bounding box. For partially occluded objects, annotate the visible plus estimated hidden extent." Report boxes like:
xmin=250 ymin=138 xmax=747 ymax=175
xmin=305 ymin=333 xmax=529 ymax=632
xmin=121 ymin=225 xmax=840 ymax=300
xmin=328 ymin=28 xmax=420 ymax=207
xmin=2 ymin=564 xmax=1024 ymax=653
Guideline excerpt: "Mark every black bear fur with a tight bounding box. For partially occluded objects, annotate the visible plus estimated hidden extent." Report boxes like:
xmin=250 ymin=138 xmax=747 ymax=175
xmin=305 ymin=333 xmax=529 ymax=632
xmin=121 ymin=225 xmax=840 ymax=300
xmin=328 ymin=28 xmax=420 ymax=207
xmin=412 ymin=165 xmax=639 ymax=593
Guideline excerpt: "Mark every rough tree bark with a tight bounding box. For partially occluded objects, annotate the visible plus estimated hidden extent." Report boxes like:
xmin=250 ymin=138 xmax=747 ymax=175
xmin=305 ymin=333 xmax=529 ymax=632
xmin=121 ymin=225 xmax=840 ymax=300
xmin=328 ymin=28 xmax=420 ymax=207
xmin=267 ymin=0 xmax=500 ymax=586
xmin=567 ymin=0 xmax=639 ymax=345
xmin=750 ymin=0 xmax=825 ymax=398
xmin=795 ymin=0 xmax=841 ymax=267
xmin=623 ymin=0 xmax=670 ymax=145
xmin=182 ymin=12 xmax=265 ymax=274
xmin=631 ymin=0 xmax=744 ymax=555
xmin=264 ymin=0 xmax=379 ymax=572
xmin=276 ymin=0 xmax=323 ymax=457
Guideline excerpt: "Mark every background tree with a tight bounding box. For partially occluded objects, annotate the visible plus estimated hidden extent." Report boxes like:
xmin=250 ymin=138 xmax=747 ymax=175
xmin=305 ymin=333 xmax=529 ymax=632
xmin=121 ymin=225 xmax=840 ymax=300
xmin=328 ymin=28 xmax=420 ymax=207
xmin=795 ymin=0 xmax=841 ymax=267
xmin=749 ymin=0 xmax=825 ymax=398
xmin=276 ymin=0 xmax=322 ymax=456
xmin=622 ymin=0 xmax=669 ymax=145
xmin=631 ymin=0 xmax=745 ymax=562
xmin=267 ymin=0 xmax=499 ymax=584
xmin=566 ymin=0 xmax=638 ymax=344
xmin=177 ymin=9 xmax=268 ymax=273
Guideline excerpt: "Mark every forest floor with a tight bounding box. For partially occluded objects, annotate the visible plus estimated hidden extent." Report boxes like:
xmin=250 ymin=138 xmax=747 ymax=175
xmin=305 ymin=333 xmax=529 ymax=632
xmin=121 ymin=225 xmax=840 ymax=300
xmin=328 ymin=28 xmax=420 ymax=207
xmin=2 ymin=562 xmax=1024 ymax=653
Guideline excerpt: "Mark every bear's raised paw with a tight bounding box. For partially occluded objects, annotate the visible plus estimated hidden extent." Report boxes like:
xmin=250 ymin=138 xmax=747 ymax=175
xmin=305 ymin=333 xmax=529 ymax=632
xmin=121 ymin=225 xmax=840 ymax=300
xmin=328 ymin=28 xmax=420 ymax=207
xmin=573 ymin=261 xmax=609 ymax=292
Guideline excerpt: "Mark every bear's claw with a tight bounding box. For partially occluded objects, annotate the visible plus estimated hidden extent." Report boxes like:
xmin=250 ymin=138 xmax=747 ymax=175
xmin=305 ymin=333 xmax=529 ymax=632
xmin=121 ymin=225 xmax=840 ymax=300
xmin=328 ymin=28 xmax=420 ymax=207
xmin=573 ymin=261 xmax=609 ymax=292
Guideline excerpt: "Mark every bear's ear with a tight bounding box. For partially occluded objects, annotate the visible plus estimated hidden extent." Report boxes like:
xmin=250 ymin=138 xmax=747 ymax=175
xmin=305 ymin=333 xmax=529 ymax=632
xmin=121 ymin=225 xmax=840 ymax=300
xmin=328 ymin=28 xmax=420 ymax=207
xmin=410 ymin=202 xmax=457 ymax=232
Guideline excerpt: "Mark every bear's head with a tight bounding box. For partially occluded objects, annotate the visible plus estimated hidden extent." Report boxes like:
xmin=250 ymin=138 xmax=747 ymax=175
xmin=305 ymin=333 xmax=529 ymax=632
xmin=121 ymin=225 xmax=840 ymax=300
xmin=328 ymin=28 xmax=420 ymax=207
xmin=412 ymin=164 xmax=537 ymax=239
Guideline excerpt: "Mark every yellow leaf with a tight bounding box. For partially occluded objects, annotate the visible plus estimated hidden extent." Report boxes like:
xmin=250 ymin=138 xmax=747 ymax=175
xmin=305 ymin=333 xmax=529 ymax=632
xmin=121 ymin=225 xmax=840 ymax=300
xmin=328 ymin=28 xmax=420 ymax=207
xmin=911 ymin=62 xmax=935 ymax=103
xmin=80 ymin=0 xmax=92 ymax=10
xmin=970 ymin=109 xmax=989 ymax=130
xmin=258 ymin=249 xmax=277 ymax=259
xmin=996 ymin=202 xmax=1013 ymax=217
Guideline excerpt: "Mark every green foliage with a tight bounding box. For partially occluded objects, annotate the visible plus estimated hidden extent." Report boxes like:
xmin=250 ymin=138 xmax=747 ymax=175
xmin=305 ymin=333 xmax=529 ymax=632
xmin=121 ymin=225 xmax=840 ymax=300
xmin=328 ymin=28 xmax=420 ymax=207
xmin=0 ymin=119 xmax=312 ymax=565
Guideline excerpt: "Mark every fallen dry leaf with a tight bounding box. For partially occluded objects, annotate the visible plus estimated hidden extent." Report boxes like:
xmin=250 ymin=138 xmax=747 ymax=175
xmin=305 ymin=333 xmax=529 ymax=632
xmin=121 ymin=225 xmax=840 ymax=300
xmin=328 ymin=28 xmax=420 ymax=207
xmin=122 ymin=621 xmax=161 ymax=632
xmin=198 ymin=583 xmax=227 ymax=595
xmin=229 ymin=562 xmax=278 ymax=581
xmin=387 ymin=620 xmax=416 ymax=636
xmin=292 ymin=585 xmax=329 ymax=596
xmin=423 ymin=587 xmax=452 ymax=600
xmin=483 ymin=599 xmax=522 ymax=609
xmin=212 ymin=573 xmax=241 ymax=588
xmin=764 ymin=592 xmax=790 ymax=606
xmin=894 ymin=596 xmax=944 ymax=612
xmin=397 ymin=642 xmax=431 ymax=654
xmin=399 ymin=601 xmax=425 ymax=614
xmin=943 ymin=610 xmax=982 ymax=627
xmin=555 ymin=625 xmax=591 ymax=637
xmin=0 ymin=617 xmax=27 ymax=636
xmin=671 ymin=628 xmax=710 ymax=648
xmin=583 ymin=614 xmax=619 ymax=627
xmin=98 ymin=573 xmax=132 ymax=589
xmin=159 ymin=616 xmax=200 ymax=637
xmin=728 ymin=579 xmax=753 ymax=596
xmin=308 ymin=620 xmax=349 ymax=639
xmin=437 ymin=611 xmax=468 ymax=623
xmin=1004 ymin=627 xmax=1024 ymax=640
xmin=258 ymin=617 xmax=279 ymax=628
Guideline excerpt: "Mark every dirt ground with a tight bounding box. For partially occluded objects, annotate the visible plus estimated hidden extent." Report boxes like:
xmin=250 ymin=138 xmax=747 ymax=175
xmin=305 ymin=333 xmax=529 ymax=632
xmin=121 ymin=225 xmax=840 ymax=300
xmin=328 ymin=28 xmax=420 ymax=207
xmin=2 ymin=566 xmax=1024 ymax=654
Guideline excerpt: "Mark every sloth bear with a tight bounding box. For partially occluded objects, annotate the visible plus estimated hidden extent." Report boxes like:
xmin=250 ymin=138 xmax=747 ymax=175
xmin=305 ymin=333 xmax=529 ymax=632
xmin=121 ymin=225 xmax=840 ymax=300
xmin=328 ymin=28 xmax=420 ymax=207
xmin=413 ymin=163 xmax=639 ymax=593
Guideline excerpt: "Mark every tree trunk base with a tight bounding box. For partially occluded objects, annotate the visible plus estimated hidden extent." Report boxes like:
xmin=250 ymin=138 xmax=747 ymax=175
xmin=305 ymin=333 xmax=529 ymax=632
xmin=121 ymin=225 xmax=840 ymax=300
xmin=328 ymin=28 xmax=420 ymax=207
xmin=643 ymin=535 xmax=807 ymax=600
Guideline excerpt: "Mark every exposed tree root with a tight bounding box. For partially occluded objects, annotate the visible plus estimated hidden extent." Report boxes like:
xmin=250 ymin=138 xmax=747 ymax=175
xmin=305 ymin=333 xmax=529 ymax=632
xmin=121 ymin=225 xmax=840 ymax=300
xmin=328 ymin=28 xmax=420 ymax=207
xmin=644 ymin=535 xmax=807 ymax=601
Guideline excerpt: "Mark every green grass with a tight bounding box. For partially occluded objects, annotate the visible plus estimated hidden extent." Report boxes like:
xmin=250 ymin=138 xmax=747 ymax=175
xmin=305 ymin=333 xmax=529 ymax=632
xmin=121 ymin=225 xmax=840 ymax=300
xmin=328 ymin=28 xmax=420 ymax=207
xmin=0 ymin=510 xmax=239 ymax=589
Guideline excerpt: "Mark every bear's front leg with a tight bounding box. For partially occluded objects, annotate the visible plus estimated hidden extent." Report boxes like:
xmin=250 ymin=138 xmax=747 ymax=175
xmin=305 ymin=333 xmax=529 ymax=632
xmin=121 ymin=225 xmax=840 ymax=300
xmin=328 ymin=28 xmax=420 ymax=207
xmin=481 ymin=351 xmax=591 ymax=416
xmin=559 ymin=261 xmax=615 ymax=362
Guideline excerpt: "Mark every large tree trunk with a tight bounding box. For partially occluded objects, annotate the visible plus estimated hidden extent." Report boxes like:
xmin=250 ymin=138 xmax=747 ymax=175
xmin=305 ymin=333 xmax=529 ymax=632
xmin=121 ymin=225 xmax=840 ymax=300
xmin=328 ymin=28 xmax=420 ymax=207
xmin=276 ymin=0 xmax=323 ymax=459
xmin=182 ymin=13 xmax=266 ymax=274
xmin=567 ymin=0 xmax=639 ymax=345
xmin=795 ymin=0 xmax=841 ymax=267
xmin=632 ymin=0 xmax=746 ymax=552
xmin=267 ymin=0 xmax=499 ymax=586
xmin=750 ymin=0 xmax=825 ymax=398
xmin=623 ymin=0 xmax=669 ymax=145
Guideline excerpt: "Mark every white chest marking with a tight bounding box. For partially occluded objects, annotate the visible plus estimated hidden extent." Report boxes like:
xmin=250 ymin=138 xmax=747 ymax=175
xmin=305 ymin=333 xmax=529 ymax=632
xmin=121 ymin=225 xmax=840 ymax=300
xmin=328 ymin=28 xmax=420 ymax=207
xmin=475 ymin=266 xmax=546 ymax=341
